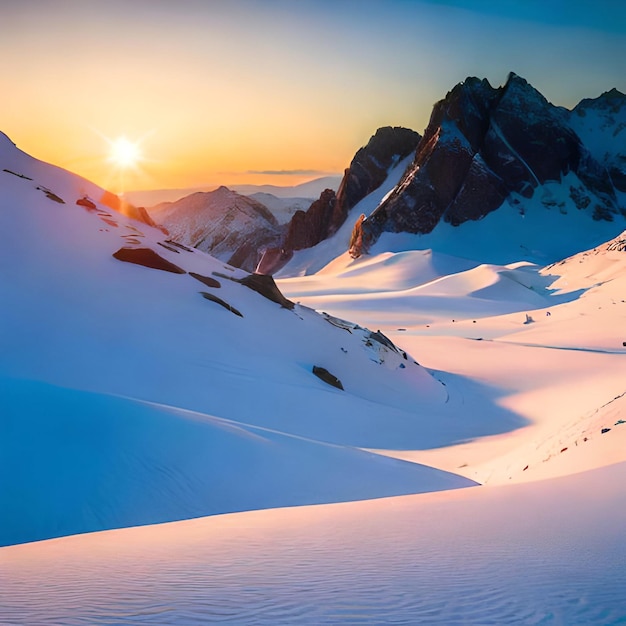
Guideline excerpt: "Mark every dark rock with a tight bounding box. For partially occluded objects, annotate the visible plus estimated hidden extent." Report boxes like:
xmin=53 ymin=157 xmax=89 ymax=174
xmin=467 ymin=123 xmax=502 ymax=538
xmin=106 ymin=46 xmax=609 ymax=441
xmin=37 ymin=186 xmax=65 ymax=204
xmin=199 ymin=292 xmax=243 ymax=317
xmin=100 ymin=190 xmax=159 ymax=229
xmin=3 ymin=169 xmax=33 ymax=180
xmin=333 ymin=126 xmax=421 ymax=226
xmin=238 ymin=273 xmax=294 ymax=309
xmin=284 ymin=189 xmax=338 ymax=251
xmin=601 ymin=427 xmax=611 ymax=434
xmin=157 ymin=241 xmax=181 ymax=253
xmin=76 ymin=197 xmax=97 ymax=210
xmin=112 ymin=247 xmax=186 ymax=274
xmin=164 ymin=239 xmax=193 ymax=252
xmin=368 ymin=330 xmax=399 ymax=353
xmin=312 ymin=366 xmax=344 ymax=390
xmin=189 ymin=272 xmax=221 ymax=289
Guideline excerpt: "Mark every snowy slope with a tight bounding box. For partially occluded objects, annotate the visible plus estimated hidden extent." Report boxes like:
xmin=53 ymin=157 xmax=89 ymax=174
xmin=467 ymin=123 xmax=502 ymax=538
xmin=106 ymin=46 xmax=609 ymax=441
xmin=3 ymin=462 xmax=625 ymax=625
xmin=0 ymin=133 xmax=476 ymax=546
xmin=280 ymin=227 xmax=626 ymax=489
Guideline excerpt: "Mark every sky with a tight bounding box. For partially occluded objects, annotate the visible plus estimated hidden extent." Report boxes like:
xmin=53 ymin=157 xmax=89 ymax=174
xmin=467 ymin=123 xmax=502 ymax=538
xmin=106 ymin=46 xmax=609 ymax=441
xmin=2 ymin=0 xmax=625 ymax=194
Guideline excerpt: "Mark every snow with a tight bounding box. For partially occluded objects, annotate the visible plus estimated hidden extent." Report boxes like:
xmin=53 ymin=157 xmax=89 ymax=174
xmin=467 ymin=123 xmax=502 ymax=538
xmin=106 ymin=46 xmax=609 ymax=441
xmin=2 ymin=463 xmax=625 ymax=624
xmin=569 ymin=91 xmax=626 ymax=167
xmin=2 ymin=132 xmax=626 ymax=623
xmin=0 ymin=377 xmax=471 ymax=547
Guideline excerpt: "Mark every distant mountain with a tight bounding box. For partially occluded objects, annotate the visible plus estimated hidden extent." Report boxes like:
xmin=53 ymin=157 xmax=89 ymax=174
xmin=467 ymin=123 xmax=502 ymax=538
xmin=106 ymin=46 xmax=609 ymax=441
xmin=248 ymin=192 xmax=313 ymax=224
xmin=149 ymin=186 xmax=284 ymax=272
xmin=349 ymin=73 xmax=626 ymax=258
xmin=124 ymin=176 xmax=342 ymax=208
xmin=232 ymin=176 xmax=342 ymax=199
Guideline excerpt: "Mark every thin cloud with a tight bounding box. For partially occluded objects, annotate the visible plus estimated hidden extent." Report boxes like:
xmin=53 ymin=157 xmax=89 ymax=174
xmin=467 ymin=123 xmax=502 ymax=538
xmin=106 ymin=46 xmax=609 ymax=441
xmin=246 ymin=169 xmax=331 ymax=176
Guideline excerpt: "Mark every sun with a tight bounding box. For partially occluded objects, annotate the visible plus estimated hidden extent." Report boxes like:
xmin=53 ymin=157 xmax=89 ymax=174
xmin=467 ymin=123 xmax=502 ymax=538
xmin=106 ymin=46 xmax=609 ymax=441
xmin=108 ymin=136 xmax=142 ymax=169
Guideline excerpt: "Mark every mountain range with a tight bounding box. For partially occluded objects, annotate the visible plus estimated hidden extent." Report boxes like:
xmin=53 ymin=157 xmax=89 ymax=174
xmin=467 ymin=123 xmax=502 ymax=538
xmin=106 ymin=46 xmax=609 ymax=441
xmin=148 ymin=73 xmax=625 ymax=275
xmin=125 ymin=176 xmax=342 ymax=207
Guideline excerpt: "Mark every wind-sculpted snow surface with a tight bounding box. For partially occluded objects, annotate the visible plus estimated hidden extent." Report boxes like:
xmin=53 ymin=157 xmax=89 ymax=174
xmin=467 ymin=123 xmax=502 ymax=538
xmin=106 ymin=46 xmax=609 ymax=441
xmin=2 ymin=463 xmax=625 ymax=625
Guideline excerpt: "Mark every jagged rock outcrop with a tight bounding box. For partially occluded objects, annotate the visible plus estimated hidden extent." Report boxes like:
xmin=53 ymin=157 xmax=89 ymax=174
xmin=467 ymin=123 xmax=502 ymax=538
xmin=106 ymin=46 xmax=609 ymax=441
xmin=284 ymin=188 xmax=338 ymax=251
xmin=149 ymin=186 xmax=283 ymax=273
xmin=333 ymin=126 xmax=421 ymax=222
xmin=284 ymin=127 xmax=420 ymax=254
xmin=350 ymin=73 xmax=624 ymax=257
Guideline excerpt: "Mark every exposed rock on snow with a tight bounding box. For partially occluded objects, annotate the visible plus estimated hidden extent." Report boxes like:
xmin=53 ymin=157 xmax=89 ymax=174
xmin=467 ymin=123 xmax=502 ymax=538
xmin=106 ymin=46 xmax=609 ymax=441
xmin=200 ymin=291 xmax=243 ymax=317
xmin=312 ymin=365 xmax=344 ymax=390
xmin=112 ymin=247 xmax=186 ymax=274
xmin=189 ymin=271 xmax=221 ymax=289
xmin=238 ymin=273 xmax=295 ymax=309
xmin=76 ymin=196 xmax=96 ymax=210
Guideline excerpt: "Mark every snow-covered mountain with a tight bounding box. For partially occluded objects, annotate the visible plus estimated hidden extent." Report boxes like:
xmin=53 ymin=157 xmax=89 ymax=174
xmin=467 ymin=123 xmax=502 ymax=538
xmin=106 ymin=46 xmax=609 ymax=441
xmin=348 ymin=74 xmax=626 ymax=260
xmin=146 ymin=128 xmax=420 ymax=275
xmin=149 ymin=186 xmax=285 ymax=272
xmin=568 ymin=87 xmax=626 ymax=194
xmin=282 ymin=127 xmax=421 ymax=254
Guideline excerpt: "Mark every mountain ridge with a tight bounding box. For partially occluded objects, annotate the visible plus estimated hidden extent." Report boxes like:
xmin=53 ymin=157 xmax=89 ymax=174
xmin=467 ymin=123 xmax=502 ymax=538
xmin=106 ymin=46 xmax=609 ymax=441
xmin=348 ymin=72 xmax=625 ymax=258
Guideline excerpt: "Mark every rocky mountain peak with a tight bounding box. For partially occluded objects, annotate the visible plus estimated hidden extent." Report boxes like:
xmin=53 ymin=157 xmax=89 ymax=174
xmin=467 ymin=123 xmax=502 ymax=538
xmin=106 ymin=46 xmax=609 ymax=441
xmin=349 ymin=73 xmax=624 ymax=258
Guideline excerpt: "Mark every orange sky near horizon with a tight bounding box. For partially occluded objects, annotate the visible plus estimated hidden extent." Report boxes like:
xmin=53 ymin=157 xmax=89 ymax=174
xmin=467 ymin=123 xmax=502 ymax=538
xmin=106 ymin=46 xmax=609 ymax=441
xmin=2 ymin=0 xmax=625 ymax=194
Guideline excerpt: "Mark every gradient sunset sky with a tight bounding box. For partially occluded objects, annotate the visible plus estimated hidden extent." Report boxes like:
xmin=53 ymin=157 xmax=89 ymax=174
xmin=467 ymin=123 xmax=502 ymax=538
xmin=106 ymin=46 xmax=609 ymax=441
xmin=2 ymin=0 xmax=625 ymax=194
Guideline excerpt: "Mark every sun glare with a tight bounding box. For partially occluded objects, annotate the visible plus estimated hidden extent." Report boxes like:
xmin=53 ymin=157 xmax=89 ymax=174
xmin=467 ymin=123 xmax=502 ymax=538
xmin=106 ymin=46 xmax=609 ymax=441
xmin=108 ymin=136 xmax=141 ymax=169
